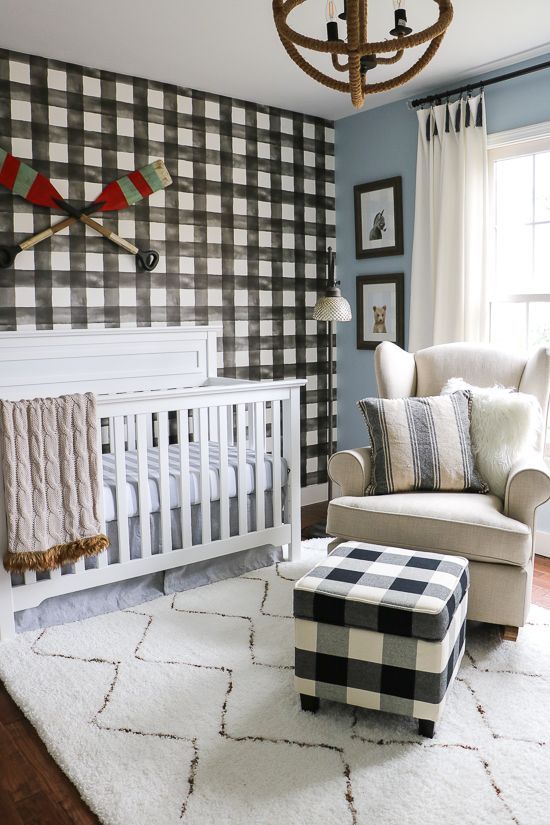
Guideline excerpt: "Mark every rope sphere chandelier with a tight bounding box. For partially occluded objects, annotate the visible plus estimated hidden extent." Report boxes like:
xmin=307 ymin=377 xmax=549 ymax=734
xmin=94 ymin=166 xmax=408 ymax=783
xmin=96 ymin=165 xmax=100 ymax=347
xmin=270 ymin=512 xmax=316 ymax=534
xmin=272 ymin=0 xmax=454 ymax=110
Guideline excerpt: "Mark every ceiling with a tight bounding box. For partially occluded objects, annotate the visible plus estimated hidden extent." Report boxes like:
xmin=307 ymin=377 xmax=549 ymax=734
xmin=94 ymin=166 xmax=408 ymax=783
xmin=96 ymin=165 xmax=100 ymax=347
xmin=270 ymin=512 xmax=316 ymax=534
xmin=1 ymin=0 xmax=549 ymax=120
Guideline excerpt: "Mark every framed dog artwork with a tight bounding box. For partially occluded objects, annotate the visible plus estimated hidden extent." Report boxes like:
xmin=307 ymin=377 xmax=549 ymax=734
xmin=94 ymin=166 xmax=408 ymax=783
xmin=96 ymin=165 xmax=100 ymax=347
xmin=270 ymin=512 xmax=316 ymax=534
xmin=354 ymin=176 xmax=404 ymax=259
xmin=356 ymin=273 xmax=404 ymax=350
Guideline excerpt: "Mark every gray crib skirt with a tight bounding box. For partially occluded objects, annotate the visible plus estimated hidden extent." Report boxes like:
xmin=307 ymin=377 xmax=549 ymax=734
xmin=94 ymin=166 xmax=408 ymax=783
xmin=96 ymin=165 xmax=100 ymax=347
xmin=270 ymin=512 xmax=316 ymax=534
xmin=14 ymin=493 xmax=283 ymax=632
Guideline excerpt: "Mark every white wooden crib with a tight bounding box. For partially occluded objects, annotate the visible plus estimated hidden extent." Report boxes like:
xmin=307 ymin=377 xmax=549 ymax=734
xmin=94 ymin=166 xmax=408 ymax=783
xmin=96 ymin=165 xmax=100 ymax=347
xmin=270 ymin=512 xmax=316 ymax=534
xmin=0 ymin=326 xmax=304 ymax=639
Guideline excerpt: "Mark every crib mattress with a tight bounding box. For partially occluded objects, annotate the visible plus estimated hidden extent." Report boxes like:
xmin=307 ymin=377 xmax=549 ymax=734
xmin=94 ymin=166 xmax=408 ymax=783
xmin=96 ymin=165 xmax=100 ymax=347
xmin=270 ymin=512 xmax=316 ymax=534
xmin=101 ymin=442 xmax=287 ymax=524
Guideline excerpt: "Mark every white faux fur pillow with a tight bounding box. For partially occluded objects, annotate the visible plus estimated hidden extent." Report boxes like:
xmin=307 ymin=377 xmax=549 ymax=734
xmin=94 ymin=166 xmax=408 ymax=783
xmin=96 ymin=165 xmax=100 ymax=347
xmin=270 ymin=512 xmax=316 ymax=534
xmin=441 ymin=378 xmax=541 ymax=498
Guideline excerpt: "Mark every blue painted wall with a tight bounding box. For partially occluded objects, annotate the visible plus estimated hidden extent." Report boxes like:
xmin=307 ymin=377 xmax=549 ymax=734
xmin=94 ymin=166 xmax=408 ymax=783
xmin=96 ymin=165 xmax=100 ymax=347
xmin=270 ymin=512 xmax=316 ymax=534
xmin=335 ymin=53 xmax=550 ymax=454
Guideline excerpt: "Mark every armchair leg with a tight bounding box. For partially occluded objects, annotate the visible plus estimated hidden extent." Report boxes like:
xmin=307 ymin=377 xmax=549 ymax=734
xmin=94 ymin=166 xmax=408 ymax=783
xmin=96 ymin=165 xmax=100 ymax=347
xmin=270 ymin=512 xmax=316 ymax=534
xmin=502 ymin=625 xmax=519 ymax=642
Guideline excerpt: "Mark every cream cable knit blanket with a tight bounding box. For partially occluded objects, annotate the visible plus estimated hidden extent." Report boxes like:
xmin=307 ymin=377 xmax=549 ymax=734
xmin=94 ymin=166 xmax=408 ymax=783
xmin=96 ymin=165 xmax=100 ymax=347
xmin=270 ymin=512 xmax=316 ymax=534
xmin=0 ymin=392 xmax=109 ymax=573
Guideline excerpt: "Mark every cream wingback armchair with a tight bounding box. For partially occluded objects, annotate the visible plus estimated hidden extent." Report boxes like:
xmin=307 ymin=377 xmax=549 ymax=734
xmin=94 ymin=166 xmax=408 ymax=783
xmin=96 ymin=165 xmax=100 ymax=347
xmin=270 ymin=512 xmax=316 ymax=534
xmin=328 ymin=341 xmax=550 ymax=639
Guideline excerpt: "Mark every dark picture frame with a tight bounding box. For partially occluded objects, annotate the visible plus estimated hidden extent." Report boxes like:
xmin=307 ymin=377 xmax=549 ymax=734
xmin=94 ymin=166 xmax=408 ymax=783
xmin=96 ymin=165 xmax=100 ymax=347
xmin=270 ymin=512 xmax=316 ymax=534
xmin=356 ymin=273 xmax=404 ymax=350
xmin=354 ymin=176 xmax=404 ymax=259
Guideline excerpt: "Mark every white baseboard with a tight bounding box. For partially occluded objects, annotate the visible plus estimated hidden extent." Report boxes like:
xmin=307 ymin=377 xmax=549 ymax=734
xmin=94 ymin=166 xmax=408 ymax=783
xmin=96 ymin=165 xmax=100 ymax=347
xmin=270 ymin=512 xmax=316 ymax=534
xmin=535 ymin=530 xmax=550 ymax=558
xmin=301 ymin=483 xmax=328 ymax=506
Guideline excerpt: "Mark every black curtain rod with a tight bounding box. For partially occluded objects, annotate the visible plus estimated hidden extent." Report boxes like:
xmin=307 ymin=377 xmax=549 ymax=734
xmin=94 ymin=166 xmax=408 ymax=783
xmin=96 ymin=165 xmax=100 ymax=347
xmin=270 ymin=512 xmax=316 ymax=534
xmin=410 ymin=58 xmax=550 ymax=108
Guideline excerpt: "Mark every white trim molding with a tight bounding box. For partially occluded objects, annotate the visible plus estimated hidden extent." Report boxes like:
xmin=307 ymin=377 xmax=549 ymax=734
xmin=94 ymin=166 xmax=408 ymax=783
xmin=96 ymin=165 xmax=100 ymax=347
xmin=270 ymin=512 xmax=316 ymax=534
xmin=535 ymin=530 xmax=550 ymax=559
xmin=301 ymin=482 xmax=329 ymax=506
xmin=488 ymin=120 xmax=550 ymax=149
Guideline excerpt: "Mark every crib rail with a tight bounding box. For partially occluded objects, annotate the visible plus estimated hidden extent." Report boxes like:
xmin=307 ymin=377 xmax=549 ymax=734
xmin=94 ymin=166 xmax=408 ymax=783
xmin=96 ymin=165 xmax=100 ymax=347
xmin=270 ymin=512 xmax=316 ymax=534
xmin=0 ymin=378 xmax=304 ymax=638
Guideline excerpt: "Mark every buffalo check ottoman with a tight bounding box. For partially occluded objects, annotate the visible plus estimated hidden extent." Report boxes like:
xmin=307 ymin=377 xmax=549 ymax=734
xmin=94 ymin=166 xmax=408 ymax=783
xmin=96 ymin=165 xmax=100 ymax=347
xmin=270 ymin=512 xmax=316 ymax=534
xmin=293 ymin=541 xmax=469 ymax=738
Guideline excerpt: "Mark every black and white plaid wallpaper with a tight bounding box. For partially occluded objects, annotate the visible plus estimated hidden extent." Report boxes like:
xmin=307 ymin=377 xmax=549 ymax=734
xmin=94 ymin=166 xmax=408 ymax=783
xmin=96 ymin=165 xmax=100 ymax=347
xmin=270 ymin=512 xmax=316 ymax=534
xmin=0 ymin=48 xmax=335 ymax=487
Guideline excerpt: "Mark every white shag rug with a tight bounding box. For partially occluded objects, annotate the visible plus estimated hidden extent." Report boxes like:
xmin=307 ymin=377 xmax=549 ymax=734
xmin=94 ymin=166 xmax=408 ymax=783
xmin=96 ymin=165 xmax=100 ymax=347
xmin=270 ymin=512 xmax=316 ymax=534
xmin=1 ymin=538 xmax=549 ymax=825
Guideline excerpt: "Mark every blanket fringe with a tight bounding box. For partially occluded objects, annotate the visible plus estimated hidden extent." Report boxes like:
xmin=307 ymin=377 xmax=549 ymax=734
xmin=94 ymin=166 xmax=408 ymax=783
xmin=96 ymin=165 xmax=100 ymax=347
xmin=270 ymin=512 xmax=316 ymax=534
xmin=3 ymin=534 xmax=110 ymax=573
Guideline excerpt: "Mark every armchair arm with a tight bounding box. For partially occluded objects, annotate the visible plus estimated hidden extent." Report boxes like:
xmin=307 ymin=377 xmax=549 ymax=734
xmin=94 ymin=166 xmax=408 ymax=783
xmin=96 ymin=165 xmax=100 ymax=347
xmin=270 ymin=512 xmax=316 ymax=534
xmin=504 ymin=452 xmax=550 ymax=527
xmin=328 ymin=447 xmax=372 ymax=497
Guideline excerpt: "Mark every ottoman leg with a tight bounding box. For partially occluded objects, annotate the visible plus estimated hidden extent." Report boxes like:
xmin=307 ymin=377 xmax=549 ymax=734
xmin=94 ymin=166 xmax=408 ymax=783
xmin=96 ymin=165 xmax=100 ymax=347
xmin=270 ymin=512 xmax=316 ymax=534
xmin=300 ymin=694 xmax=320 ymax=713
xmin=418 ymin=719 xmax=435 ymax=738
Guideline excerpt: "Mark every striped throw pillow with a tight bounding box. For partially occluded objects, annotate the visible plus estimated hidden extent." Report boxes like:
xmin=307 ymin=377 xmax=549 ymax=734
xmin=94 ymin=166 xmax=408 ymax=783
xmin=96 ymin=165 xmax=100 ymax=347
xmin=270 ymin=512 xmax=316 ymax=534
xmin=357 ymin=391 xmax=489 ymax=495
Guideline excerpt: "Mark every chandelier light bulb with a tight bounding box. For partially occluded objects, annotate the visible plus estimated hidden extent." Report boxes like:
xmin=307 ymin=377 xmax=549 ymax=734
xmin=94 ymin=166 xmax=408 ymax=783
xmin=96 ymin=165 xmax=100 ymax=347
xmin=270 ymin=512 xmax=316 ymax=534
xmin=390 ymin=0 xmax=413 ymax=36
xmin=326 ymin=0 xmax=338 ymax=19
xmin=326 ymin=0 xmax=339 ymax=41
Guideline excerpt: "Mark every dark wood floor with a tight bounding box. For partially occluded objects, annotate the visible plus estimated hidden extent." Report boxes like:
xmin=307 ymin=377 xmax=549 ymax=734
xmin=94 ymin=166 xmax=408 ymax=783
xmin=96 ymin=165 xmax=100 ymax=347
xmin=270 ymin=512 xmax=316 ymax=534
xmin=532 ymin=553 xmax=550 ymax=610
xmin=1 ymin=501 xmax=550 ymax=824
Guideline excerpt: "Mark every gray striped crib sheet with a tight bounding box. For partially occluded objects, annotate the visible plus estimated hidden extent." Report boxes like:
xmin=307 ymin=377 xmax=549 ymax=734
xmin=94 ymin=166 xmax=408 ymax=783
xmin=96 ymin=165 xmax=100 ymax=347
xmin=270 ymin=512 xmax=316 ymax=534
xmin=101 ymin=442 xmax=288 ymax=523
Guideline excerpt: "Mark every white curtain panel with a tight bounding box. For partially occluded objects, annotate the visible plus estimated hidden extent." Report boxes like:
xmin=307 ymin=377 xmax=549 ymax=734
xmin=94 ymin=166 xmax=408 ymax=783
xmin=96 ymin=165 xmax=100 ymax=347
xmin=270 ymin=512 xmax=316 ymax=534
xmin=409 ymin=95 xmax=489 ymax=351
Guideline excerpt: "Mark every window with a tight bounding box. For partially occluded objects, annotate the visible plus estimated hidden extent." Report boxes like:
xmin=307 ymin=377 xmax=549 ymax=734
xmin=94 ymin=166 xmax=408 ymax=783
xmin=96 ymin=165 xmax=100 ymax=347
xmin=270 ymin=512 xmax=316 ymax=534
xmin=488 ymin=124 xmax=550 ymax=352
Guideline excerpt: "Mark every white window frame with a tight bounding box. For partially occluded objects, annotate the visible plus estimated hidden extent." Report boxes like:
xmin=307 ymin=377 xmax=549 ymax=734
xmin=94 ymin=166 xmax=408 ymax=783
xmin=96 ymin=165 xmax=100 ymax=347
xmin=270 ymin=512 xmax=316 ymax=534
xmin=487 ymin=122 xmax=550 ymax=348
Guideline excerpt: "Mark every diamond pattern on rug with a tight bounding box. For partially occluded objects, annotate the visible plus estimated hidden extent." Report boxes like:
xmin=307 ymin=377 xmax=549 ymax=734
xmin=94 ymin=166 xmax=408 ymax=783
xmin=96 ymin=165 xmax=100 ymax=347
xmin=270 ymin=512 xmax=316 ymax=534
xmin=96 ymin=658 xmax=230 ymax=742
xmin=173 ymin=576 xmax=266 ymax=617
xmin=223 ymin=663 xmax=354 ymax=747
xmin=246 ymin=564 xmax=294 ymax=618
xmin=90 ymin=729 xmax=198 ymax=825
xmin=137 ymin=608 xmax=253 ymax=669
xmin=483 ymin=739 xmax=550 ymax=824
xmin=0 ymin=539 xmax=548 ymax=825
xmin=346 ymin=741 xmax=509 ymax=825
xmin=463 ymin=669 xmax=550 ymax=743
xmin=183 ymin=737 xmax=352 ymax=825
xmin=252 ymin=613 xmax=294 ymax=669
xmin=33 ymin=609 xmax=149 ymax=661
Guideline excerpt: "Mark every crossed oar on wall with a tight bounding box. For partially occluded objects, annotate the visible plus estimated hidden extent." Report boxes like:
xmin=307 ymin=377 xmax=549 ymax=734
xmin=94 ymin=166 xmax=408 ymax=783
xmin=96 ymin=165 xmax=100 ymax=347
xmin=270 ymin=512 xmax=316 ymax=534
xmin=0 ymin=149 xmax=172 ymax=271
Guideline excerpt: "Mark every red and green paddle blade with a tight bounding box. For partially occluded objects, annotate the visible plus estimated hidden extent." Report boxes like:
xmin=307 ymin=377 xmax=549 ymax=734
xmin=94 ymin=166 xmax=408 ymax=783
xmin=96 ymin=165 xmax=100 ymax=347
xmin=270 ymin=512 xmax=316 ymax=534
xmin=0 ymin=147 xmax=63 ymax=209
xmin=0 ymin=149 xmax=173 ymax=213
xmin=93 ymin=159 xmax=172 ymax=212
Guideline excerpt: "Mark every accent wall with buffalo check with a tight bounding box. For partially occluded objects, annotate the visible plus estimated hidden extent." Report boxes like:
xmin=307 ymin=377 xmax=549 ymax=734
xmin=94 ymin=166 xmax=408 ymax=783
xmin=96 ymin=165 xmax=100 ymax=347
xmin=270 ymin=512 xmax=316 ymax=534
xmin=0 ymin=48 xmax=336 ymax=486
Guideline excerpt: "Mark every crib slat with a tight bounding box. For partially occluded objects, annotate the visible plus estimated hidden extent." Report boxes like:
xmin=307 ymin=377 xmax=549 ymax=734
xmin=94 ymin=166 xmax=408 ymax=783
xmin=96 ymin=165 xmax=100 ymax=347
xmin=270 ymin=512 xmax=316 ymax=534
xmin=158 ymin=411 xmax=172 ymax=553
xmin=23 ymin=571 xmax=37 ymax=585
xmin=271 ymin=399 xmax=282 ymax=527
xmin=113 ymin=416 xmax=130 ymax=564
xmin=177 ymin=410 xmax=192 ymax=548
xmin=73 ymin=559 xmax=85 ymax=575
xmin=199 ymin=408 xmax=211 ymax=544
xmin=254 ymin=402 xmax=266 ymax=532
xmin=96 ymin=414 xmax=108 ymax=568
xmin=283 ymin=387 xmax=302 ymax=560
xmin=247 ymin=403 xmax=256 ymax=449
xmin=209 ymin=407 xmax=219 ymax=442
xmin=136 ymin=414 xmax=152 ymax=558
xmin=236 ymin=404 xmax=248 ymax=535
xmin=218 ymin=405 xmax=230 ymax=540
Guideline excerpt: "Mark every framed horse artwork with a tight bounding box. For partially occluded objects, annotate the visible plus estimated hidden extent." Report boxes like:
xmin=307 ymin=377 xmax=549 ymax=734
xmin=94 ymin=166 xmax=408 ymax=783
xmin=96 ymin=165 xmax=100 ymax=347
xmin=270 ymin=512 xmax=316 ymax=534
xmin=354 ymin=176 xmax=404 ymax=259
